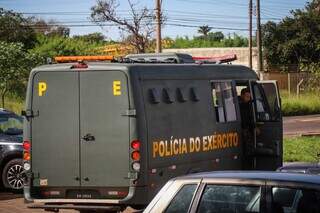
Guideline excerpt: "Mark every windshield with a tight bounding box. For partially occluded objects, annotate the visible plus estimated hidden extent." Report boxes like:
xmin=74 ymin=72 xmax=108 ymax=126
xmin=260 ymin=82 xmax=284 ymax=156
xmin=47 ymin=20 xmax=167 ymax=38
xmin=0 ymin=114 xmax=23 ymax=135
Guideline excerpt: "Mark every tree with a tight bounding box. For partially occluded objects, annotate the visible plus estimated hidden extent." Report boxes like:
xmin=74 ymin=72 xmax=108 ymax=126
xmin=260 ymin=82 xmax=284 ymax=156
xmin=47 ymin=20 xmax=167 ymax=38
xmin=208 ymin=31 xmax=224 ymax=42
xmin=31 ymin=19 xmax=70 ymax=37
xmin=91 ymin=0 xmax=155 ymax=53
xmin=73 ymin=32 xmax=106 ymax=43
xmin=0 ymin=8 xmax=36 ymax=49
xmin=262 ymin=0 xmax=320 ymax=71
xmin=198 ymin=25 xmax=212 ymax=38
xmin=30 ymin=34 xmax=103 ymax=59
xmin=0 ymin=41 xmax=42 ymax=107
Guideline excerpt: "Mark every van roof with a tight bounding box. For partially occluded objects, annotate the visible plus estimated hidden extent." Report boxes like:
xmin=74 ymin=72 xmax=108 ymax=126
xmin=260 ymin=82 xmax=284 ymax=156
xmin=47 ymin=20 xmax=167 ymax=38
xmin=32 ymin=63 xmax=258 ymax=80
xmin=125 ymin=52 xmax=194 ymax=63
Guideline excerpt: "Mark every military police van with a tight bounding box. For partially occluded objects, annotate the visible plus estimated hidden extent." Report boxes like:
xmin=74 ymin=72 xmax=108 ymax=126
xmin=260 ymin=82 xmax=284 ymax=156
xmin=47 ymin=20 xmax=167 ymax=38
xmin=23 ymin=53 xmax=282 ymax=211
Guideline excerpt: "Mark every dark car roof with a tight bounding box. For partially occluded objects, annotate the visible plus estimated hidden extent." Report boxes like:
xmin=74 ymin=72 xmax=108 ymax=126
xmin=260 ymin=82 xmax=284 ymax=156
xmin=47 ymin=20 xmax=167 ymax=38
xmin=0 ymin=108 xmax=17 ymax=116
xmin=176 ymin=171 xmax=320 ymax=185
xmin=279 ymin=162 xmax=320 ymax=169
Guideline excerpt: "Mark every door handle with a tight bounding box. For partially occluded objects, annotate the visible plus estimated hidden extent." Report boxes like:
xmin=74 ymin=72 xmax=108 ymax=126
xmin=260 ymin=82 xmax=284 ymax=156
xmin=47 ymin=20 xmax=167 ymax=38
xmin=82 ymin=133 xmax=95 ymax=142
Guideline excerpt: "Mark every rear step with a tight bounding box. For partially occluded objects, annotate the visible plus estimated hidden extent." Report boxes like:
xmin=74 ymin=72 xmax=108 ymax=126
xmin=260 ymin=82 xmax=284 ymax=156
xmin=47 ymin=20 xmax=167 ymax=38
xmin=28 ymin=204 xmax=122 ymax=212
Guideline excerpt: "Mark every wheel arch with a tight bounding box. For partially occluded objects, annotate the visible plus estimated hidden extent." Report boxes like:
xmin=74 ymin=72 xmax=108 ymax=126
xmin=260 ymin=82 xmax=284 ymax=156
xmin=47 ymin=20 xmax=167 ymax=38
xmin=0 ymin=151 xmax=23 ymax=175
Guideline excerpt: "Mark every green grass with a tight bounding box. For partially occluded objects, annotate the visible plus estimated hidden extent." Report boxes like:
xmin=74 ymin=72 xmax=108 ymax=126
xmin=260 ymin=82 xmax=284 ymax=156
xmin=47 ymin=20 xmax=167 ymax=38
xmin=2 ymin=98 xmax=24 ymax=115
xmin=284 ymin=136 xmax=320 ymax=162
xmin=281 ymin=91 xmax=320 ymax=116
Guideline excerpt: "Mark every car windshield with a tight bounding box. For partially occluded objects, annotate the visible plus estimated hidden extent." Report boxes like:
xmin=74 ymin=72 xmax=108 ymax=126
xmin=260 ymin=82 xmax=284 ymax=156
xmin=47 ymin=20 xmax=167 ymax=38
xmin=0 ymin=114 xmax=23 ymax=135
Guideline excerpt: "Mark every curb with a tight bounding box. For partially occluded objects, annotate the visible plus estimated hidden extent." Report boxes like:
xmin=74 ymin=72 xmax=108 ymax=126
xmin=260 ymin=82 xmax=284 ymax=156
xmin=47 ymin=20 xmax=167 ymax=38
xmin=300 ymin=133 xmax=320 ymax=137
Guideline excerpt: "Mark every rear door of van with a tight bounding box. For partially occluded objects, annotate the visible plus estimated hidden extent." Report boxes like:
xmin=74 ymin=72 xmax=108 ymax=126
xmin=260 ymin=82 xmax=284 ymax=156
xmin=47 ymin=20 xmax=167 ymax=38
xmin=80 ymin=71 xmax=130 ymax=187
xmin=31 ymin=71 xmax=80 ymax=187
xmin=30 ymin=69 xmax=130 ymax=197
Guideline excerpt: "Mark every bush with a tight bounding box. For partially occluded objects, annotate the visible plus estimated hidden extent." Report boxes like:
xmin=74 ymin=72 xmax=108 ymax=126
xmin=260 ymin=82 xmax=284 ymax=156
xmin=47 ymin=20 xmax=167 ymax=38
xmin=281 ymin=92 xmax=320 ymax=116
xmin=30 ymin=34 xmax=106 ymax=59
xmin=5 ymin=97 xmax=24 ymax=114
xmin=168 ymin=34 xmax=249 ymax=49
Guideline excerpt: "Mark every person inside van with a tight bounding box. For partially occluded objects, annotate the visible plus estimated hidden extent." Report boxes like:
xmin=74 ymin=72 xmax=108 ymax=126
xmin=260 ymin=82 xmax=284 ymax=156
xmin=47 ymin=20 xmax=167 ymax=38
xmin=239 ymin=88 xmax=255 ymax=169
xmin=239 ymin=88 xmax=254 ymax=130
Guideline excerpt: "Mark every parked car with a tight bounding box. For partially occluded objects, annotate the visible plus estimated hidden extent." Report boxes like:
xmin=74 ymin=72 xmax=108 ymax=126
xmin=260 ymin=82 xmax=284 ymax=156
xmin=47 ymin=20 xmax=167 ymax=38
xmin=0 ymin=109 xmax=24 ymax=191
xmin=278 ymin=162 xmax=320 ymax=175
xmin=144 ymin=171 xmax=320 ymax=213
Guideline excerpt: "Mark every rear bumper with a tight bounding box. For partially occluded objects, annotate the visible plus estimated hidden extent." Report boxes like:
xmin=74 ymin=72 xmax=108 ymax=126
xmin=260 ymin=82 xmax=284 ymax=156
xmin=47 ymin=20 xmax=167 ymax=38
xmin=24 ymin=185 xmax=148 ymax=206
xmin=28 ymin=204 xmax=122 ymax=212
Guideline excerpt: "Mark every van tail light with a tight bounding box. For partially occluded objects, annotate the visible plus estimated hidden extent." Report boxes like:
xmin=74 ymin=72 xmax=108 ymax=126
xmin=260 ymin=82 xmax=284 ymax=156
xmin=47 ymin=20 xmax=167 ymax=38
xmin=24 ymin=153 xmax=31 ymax=161
xmin=23 ymin=140 xmax=31 ymax=161
xmin=132 ymin=162 xmax=140 ymax=172
xmin=131 ymin=151 xmax=140 ymax=161
xmin=131 ymin=140 xmax=141 ymax=172
xmin=23 ymin=140 xmax=31 ymax=151
xmin=131 ymin=140 xmax=140 ymax=150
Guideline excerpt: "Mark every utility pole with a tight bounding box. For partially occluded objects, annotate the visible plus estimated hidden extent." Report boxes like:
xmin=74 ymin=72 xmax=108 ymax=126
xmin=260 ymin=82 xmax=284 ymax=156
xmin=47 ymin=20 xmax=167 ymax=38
xmin=249 ymin=0 xmax=253 ymax=69
xmin=256 ymin=0 xmax=263 ymax=76
xmin=155 ymin=0 xmax=162 ymax=53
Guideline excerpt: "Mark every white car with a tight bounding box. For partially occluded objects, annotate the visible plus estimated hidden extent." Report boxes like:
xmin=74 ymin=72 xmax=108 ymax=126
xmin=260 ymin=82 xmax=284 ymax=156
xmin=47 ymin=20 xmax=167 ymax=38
xmin=144 ymin=171 xmax=320 ymax=213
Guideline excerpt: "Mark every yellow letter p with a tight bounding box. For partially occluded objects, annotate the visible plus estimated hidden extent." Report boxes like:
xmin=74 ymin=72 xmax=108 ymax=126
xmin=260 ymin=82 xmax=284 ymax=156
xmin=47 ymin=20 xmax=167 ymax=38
xmin=38 ymin=82 xmax=47 ymax=97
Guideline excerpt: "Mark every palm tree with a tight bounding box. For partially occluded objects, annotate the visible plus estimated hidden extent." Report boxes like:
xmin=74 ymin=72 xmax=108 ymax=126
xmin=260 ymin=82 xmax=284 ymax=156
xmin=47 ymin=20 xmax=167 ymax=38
xmin=198 ymin=25 xmax=212 ymax=38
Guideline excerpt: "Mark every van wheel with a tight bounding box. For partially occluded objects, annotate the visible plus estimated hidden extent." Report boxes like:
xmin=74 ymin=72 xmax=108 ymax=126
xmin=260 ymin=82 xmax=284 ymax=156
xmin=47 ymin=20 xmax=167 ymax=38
xmin=2 ymin=159 xmax=24 ymax=191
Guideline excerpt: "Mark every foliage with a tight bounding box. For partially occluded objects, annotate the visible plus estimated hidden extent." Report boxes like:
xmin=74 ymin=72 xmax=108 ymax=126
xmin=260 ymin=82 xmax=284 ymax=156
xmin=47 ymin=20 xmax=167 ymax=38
xmin=198 ymin=25 xmax=212 ymax=38
xmin=73 ymin=32 xmax=107 ymax=43
xmin=207 ymin=32 xmax=224 ymax=42
xmin=262 ymin=0 xmax=320 ymax=70
xmin=167 ymin=33 xmax=248 ymax=49
xmin=30 ymin=34 xmax=106 ymax=59
xmin=299 ymin=62 xmax=320 ymax=92
xmin=0 ymin=41 xmax=42 ymax=107
xmin=30 ymin=18 xmax=70 ymax=37
xmin=0 ymin=8 xmax=37 ymax=49
xmin=4 ymin=96 xmax=24 ymax=115
xmin=284 ymin=136 xmax=320 ymax=162
xmin=281 ymin=91 xmax=320 ymax=116
xmin=91 ymin=0 xmax=155 ymax=53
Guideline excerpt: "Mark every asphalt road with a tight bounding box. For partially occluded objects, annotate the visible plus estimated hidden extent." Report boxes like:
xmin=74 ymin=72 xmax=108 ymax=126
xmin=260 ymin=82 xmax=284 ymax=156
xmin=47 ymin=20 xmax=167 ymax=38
xmin=283 ymin=114 xmax=320 ymax=137
xmin=0 ymin=192 xmax=75 ymax=213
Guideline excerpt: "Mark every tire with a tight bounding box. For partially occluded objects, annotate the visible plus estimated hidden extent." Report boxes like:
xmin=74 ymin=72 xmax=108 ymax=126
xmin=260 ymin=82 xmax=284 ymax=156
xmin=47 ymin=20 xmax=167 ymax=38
xmin=2 ymin=158 xmax=24 ymax=191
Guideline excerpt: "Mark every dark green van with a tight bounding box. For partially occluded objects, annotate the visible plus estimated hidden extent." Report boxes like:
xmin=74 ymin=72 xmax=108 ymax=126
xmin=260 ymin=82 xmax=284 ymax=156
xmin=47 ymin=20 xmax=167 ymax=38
xmin=23 ymin=54 xmax=282 ymax=211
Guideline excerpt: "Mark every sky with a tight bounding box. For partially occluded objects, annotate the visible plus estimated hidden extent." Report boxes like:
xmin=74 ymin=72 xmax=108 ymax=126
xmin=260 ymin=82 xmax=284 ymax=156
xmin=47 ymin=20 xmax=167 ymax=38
xmin=0 ymin=0 xmax=309 ymax=40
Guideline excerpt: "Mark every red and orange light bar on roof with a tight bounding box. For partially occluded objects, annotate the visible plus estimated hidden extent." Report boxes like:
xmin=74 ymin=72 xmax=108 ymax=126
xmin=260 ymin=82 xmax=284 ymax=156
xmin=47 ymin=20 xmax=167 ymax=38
xmin=54 ymin=55 xmax=114 ymax=63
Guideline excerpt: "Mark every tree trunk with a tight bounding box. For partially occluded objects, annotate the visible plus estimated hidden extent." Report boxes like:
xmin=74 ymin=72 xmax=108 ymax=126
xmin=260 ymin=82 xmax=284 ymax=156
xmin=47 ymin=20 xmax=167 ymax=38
xmin=1 ymin=89 xmax=8 ymax=109
xmin=1 ymin=93 xmax=5 ymax=109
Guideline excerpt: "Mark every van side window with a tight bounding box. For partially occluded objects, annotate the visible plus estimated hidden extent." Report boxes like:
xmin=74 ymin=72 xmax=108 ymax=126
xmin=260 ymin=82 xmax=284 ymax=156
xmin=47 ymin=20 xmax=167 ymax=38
xmin=260 ymin=83 xmax=281 ymax=121
xmin=252 ymin=84 xmax=271 ymax=121
xmin=212 ymin=82 xmax=237 ymax=122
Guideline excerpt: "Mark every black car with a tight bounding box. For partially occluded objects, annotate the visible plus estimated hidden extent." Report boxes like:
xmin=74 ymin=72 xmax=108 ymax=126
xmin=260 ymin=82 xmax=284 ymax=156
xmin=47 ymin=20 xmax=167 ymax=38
xmin=144 ymin=171 xmax=320 ymax=213
xmin=0 ymin=109 xmax=24 ymax=191
xmin=278 ymin=162 xmax=320 ymax=175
